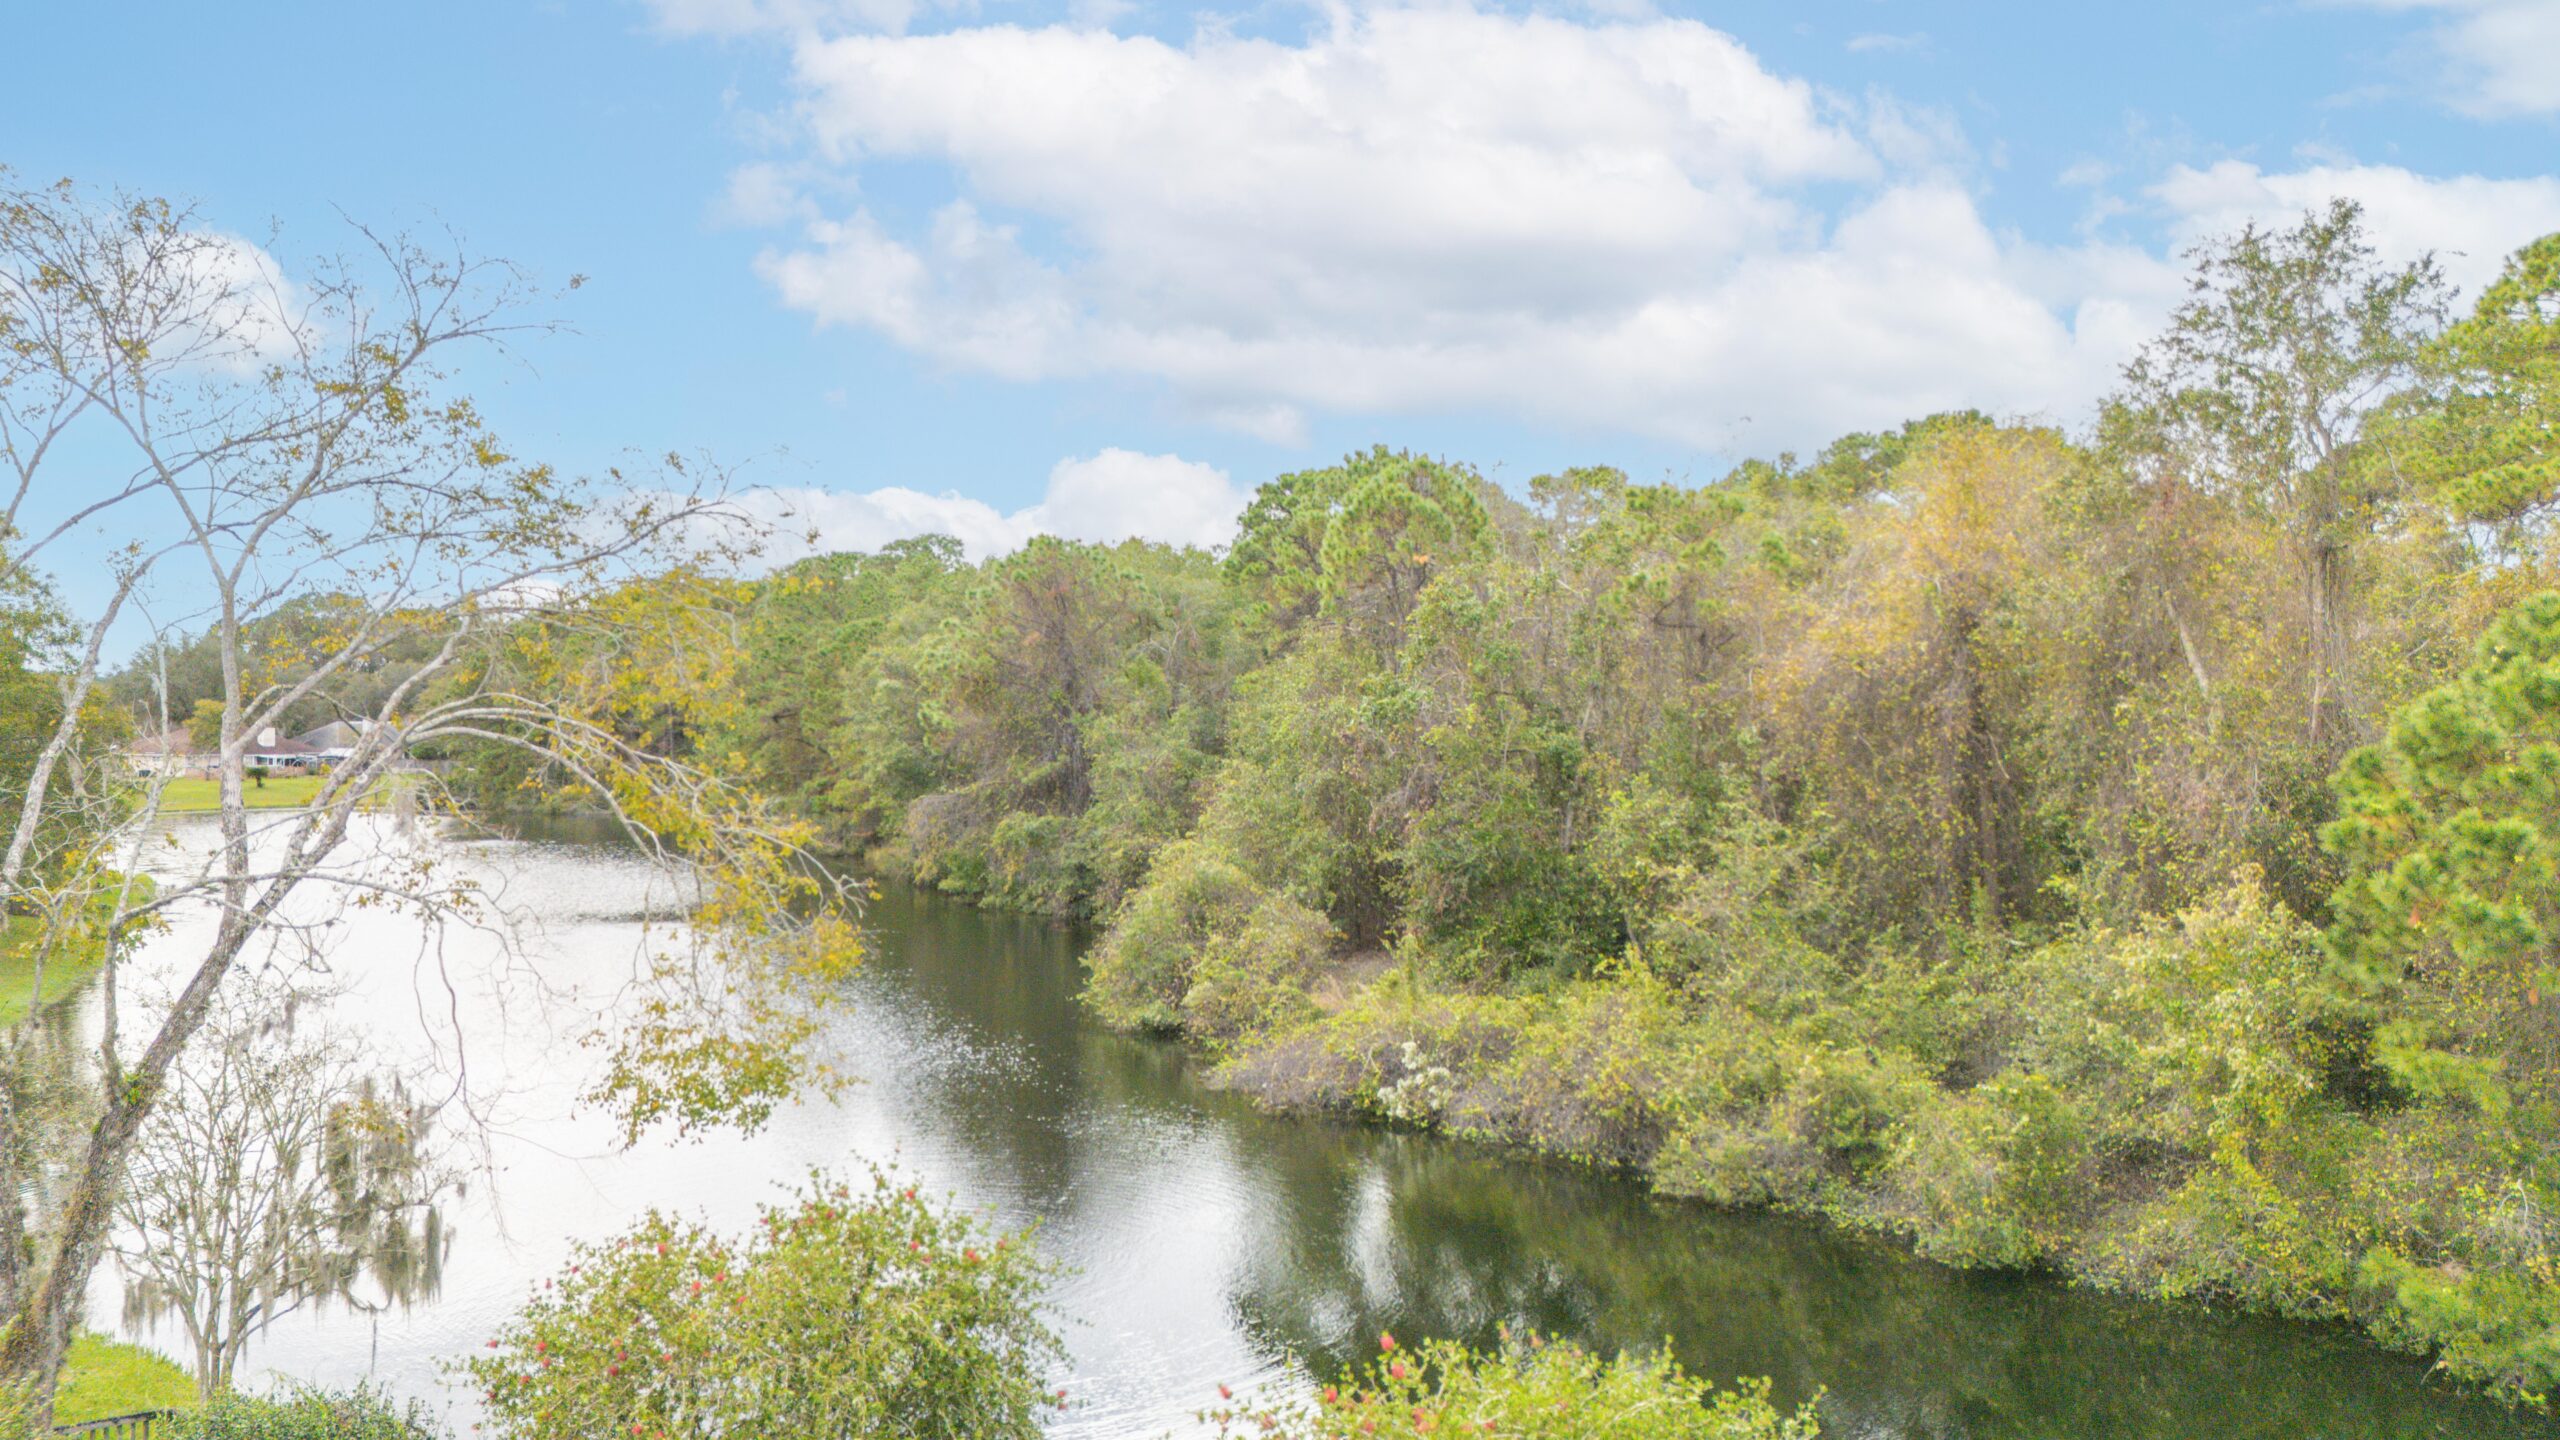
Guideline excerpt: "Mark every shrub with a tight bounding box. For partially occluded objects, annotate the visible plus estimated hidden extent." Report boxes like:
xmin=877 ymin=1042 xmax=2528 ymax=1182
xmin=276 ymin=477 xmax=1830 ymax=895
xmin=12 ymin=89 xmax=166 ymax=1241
xmin=166 ymin=1385 xmax=438 ymax=1439
xmin=1886 ymin=1073 xmax=2089 ymax=1268
xmin=1088 ymin=840 xmax=1339 ymax=1035
xmin=464 ymin=1170 xmax=1061 ymax=1440
xmin=1202 ymin=1333 xmax=1820 ymax=1440
xmin=1180 ymin=893 xmax=1335 ymax=1048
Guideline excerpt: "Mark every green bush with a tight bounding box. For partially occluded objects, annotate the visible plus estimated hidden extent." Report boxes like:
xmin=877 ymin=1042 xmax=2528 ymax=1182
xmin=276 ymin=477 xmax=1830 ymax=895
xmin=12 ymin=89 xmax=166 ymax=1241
xmin=1203 ymin=1333 xmax=1819 ymax=1440
xmin=464 ymin=1170 xmax=1061 ymax=1440
xmin=1084 ymin=841 xmax=1271 ymax=1031
xmin=1086 ymin=837 xmax=1340 ymax=1043
xmin=1181 ymin=894 xmax=1334 ymax=1048
xmin=1887 ymin=1074 xmax=2088 ymax=1268
xmin=165 ymin=1385 xmax=436 ymax=1439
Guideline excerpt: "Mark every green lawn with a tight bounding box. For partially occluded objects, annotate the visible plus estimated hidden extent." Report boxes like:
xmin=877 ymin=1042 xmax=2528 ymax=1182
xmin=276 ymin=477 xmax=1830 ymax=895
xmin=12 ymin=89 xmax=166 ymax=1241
xmin=151 ymin=774 xmax=329 ymax=813
xmin=0 ymin=915 xmax=109 ymax=1028
xmin=55 ymin=1332 xmax=195 ymax=1422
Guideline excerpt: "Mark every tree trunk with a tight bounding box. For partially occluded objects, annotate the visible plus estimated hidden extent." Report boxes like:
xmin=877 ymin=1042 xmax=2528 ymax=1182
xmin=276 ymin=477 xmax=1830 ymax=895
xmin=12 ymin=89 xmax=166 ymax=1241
xmin=2306 ymin=540 xmax=2352 ymax=747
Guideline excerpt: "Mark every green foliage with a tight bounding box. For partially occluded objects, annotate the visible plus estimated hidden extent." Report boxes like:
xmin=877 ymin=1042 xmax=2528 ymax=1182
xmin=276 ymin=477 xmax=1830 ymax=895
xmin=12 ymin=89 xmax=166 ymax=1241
xmin=1084 ymin=838 xmax=1334 ymax=1042
xmin=2318 ymin=592 xmax=2560 ymax=1399
xmin=1202 ymin=1333 xmax=1821 ymax=1440
xmin=464 ymin=1171 xmax=1061 ymax=1440
xmin=2326 ymin=591 xmax=2560 ymax=1113
xmin=2395 ymin=234 xmax=2560 ymax=539
xmin=165 ymin=1385 xmax=436 ymax=1439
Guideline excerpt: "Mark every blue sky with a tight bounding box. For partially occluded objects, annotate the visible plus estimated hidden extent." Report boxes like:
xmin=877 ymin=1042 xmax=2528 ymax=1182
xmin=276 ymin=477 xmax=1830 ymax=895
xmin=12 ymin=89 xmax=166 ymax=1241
xmin=8 ymin=0 xmax=2560 ymax=562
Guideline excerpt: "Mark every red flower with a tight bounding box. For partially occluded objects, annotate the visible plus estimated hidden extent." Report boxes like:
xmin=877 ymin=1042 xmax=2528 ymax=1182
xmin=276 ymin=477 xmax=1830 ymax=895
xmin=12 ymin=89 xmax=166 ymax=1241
xmin=1379 ymin=1331 xmax=1397 ymax=1352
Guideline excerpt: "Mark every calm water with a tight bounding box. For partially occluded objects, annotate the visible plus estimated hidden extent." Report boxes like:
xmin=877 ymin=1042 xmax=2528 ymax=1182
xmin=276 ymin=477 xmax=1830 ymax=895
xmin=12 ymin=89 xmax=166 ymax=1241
xmin=97 ymin=819 xmax=2560 ymax=1439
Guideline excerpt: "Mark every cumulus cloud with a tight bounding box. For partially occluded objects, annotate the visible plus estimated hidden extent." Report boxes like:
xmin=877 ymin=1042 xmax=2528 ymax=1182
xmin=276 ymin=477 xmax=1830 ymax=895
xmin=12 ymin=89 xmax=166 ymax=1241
xmin=745 ymin=448 xmax=1244 ymax=563
xmin=2345 ymin=0 xmax=2560 ymax=118
xmin=724 ymin=6 xmax=2560 ymax=452
xmin=2151 ymin=160 xmax=2560 ymax=295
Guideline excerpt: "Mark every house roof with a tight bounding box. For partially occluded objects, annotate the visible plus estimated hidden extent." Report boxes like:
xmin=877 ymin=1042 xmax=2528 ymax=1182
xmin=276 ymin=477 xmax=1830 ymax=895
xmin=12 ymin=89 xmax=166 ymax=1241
xmin=245 ymin=737 xmax=324 ymax=757
xmin=128 ymin=727 xmax=195 ymax=756
xmin=293 ymin=719 xmax=373 ymax=748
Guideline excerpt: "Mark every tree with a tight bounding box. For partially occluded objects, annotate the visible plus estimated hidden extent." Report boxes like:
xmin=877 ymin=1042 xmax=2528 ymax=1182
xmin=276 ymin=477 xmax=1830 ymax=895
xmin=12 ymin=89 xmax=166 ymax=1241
xmin=114 ymin=986 xmax=446 ymax=1400
xmin=2324 ymin=590 xmax=2560 ymax=1115
xmin=2321 ymin=589 xmax=2560 ymax=1400
xmin=2111 ymin=199 xmax=2450 ymax=748
xmin=0 ymin=173 xmax=856 ymax=1422
xmin=2389 ymin=232 xmax=2560 ymax=575
xmin=466 ymin=1173 xmax=1061 ymax=1440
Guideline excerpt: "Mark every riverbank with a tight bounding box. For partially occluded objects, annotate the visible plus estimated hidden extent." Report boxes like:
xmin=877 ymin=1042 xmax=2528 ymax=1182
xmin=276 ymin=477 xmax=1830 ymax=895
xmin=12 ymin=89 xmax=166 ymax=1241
xmin=1132 ymin=882 xmax=2559 ymax=1411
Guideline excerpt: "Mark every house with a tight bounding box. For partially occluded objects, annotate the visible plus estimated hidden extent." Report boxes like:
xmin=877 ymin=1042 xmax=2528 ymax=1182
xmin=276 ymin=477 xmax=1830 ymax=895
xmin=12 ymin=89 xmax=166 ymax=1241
xmin=294 ymin=719 xmax=371 ymax=751
xmin=293 ymin=718 xmax=373 ymax=764
xmin=245 ymin=728 xmax=325 ymax=770
xmin=125 ymin=727 xmax=210 ymax=778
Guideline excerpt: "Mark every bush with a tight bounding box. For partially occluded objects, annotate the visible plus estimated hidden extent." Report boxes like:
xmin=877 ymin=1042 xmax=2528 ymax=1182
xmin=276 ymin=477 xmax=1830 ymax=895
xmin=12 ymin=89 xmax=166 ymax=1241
xmin=1181 ymin=894 xmax=1334 ymax=1048
xmin=166 ymin=1385 xmax=437 ymax=1439
xmin=1886 ymin=1073 xmax=2089 ymax=1268
xmin=463 ymin=1170 xmax=1061 ymax=1440
xmin=1202 ymin=1333 xmax=1820 ymax=1440
xmin=1087 ymin=840 xmax=1336 ymax=1035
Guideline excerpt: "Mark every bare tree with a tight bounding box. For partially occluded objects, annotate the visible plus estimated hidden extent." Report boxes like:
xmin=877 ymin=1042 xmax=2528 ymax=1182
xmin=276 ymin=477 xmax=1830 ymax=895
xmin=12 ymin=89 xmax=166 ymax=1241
xmin=0 ymin=173 xmax=857 ymax=1423
xmin=114 ymin=983 xmax=447 ymax=1400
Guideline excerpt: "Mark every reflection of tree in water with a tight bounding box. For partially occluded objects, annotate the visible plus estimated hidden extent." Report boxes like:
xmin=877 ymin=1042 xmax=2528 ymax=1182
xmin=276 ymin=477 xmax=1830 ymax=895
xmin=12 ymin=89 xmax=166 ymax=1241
xmin=1213 ymin=1137 xmax=2545 ymax=1440
xmin=111 ymin=990 xmax=454 ymax=1396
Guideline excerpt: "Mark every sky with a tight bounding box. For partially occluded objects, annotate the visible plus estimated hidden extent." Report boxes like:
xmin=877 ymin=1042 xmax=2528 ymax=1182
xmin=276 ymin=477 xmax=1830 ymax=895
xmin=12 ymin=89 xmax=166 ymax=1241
xmin=7 ymin=0 xmax=2560 ymax=565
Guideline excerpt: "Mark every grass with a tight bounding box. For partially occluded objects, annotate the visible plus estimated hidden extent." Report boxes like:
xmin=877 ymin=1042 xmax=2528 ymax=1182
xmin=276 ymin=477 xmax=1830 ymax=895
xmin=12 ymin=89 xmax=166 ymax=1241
xmin=55 ymin=1332 xmax=196 ymax=1422
xmin=0 ymin=915 xmax=110 ymax=1028
xmin=151 ymin=774 xmax=329 ymax=813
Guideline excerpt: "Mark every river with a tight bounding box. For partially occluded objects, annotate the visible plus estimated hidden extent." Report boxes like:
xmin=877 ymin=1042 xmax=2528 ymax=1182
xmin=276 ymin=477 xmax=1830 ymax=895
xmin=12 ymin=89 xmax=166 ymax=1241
xmin=90 ymin=816 xmax=2560 ymax=1439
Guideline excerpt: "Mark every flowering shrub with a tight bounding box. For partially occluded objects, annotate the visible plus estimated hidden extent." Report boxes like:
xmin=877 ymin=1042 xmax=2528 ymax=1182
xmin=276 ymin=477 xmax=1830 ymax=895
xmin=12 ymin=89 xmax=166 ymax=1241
xmin=462 ymin=1170 xmax=1060 ymax=1439
xmin=1202 ymin=1332 xmax=1820 ymax=1439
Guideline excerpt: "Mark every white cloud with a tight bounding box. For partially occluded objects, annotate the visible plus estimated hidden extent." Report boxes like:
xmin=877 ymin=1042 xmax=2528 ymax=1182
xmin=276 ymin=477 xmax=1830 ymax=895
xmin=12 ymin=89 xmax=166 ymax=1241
xmin=729 ymin=7 xmax=2560 ymax=452
xmin=2345 ymin=0 xmax=2560 ymax=117
xmin=1845 ymin=32 xmax=1930 ymax=54
xmin=714 ymin=162 xmax=817 ymax=227
xmin=2150 ymin=160 xmax=2560 ymax=296
xmin=746 ymin=448 xmax=1244 ymax=562
xmin=644 ymin=0 xmax=914 ymax=37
